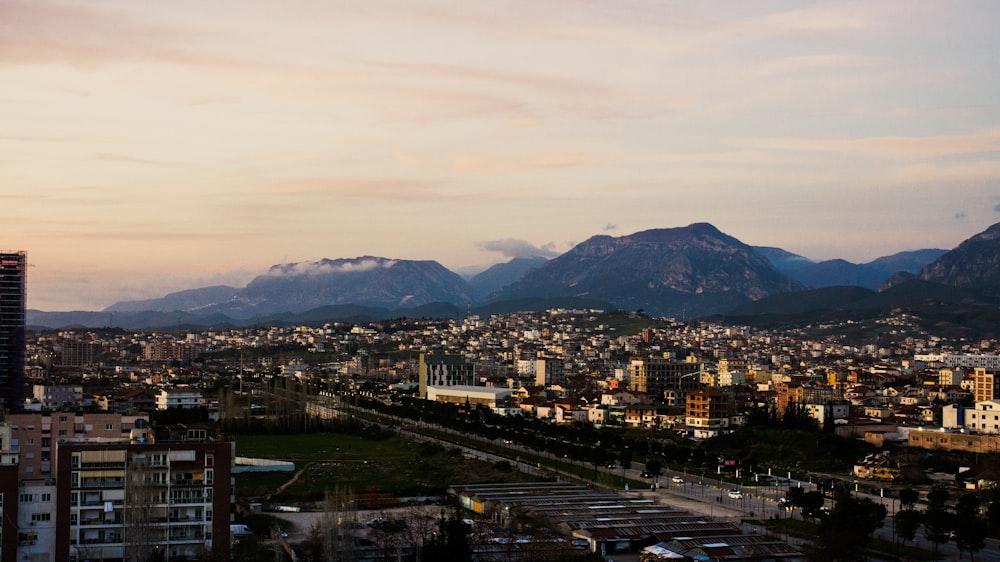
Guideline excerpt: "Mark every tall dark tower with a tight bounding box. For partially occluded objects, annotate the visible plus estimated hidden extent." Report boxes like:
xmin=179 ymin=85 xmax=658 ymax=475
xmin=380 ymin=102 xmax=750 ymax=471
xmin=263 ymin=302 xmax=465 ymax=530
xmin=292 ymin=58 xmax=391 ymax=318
xmin=0 ymin=251 xmax=26 ymax=413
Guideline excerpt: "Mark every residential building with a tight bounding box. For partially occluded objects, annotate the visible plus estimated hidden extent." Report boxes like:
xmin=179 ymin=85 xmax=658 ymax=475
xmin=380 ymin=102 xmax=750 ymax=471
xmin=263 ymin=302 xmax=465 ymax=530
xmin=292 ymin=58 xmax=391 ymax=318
xmin=55 ymin=437 xmax=233 ymax=562
xmin=5 ymin=412 xmax=149 ymax=480
xmin=57 ymin=340 xmax=104 ymax=367
xmin=685 ymin=388 xmax=733 ymax=438
xmin=965 ymin=400 xmax=1000 ymax=434
xmin=974 ymin=368 xmax=1000 ymax=402
xmin=628 ymin=356 xmax=702 ymax=406
xmin=0 ymin=251 xmax=26 ymax=413
xmin=156 ymin=388 xmax=205 ymax=411
xmin=142 ymin=341 xmax=199 ymax=363
xmin=17 ymin=483 xmax=57 ymax=562
xmin=534 ymin=357 xmax=565 ymax=387
xmin=31 ymin=385 xmax=86 ymax=410
xmin=97 ymin=389 xmax=157 ymax=414
xmin=938 ymin=368 xmax=963 ymax=387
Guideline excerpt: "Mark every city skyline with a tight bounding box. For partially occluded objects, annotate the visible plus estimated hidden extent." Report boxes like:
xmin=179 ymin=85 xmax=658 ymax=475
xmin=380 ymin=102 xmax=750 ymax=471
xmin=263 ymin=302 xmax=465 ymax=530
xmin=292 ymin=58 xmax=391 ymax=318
xmin=3 ymin=1 xmax=1000 ymax=310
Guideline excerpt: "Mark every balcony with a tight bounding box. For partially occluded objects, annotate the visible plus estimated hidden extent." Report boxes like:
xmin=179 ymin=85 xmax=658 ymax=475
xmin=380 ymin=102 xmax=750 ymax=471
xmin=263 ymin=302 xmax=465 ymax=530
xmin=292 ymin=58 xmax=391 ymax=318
xmin=168 ymin=532 xmax=205 ymax=542
xmin=80 ymin=462 xmax=126 ymax=469
xmin=78 ymin=537 xmax=123 ymax=545
xmin=79 ymin=517 xmax=123 ymax=526
xmin=169 ymin=497 xmax=207 ymax=505
xmin=80 ymin=499 xmax=124 ymax=507
xmin=80 ymin=479 xmax=125 ymax=488
xmin=169 ymin=478 xmax=204 ymax=486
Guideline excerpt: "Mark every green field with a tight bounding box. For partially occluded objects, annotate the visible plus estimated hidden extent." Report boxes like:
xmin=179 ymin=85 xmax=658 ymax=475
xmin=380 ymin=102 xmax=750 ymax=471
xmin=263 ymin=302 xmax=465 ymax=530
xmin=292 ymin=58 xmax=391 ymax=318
xmin=234 ymin=432 xmax=535 ymax=503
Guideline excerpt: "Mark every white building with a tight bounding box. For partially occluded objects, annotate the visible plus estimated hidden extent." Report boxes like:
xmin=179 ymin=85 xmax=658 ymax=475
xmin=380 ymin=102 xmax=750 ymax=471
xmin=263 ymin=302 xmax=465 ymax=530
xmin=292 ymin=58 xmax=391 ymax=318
xmin=156 ymin=389 xmax=205 ymax=411
xmin=425 ymin=385 xmax=513 ymax=408
xmin=18 ymin=483 xmax=57 ymax=562
xmin=916 ymin=354 xmax=1000 ymax=370
xmin=965 ymin=400 xmax=1000 ymax=434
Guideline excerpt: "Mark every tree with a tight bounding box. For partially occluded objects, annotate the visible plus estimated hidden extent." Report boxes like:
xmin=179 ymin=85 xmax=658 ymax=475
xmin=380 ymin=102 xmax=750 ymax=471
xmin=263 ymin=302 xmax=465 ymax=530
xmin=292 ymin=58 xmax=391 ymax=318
xmin=422 ymin=510 xmax=472 ymax=562
xmin=894 ymin=509 xmax=922 ymax=549
xmin=953 ymin=516 xmax=988 ymax=561
xmin=926 ymin=486 xmax=950 ymax=509
xmin=922 ymin=506 xmax=952 ymax=553
xmin=955 ymin=493 xmax=981 ymax=519
xmin=898 ymin=487 xmax=919 ymax=510
xmin=809 ymin=495 xmax=886 ymax=561
xmin=988 ymin=498 xmax=1000 ymax=534
xmin=794 ymin=491 xmax=826 ymax=520
xmin=618 ymin=447 xmax=632 ymax=472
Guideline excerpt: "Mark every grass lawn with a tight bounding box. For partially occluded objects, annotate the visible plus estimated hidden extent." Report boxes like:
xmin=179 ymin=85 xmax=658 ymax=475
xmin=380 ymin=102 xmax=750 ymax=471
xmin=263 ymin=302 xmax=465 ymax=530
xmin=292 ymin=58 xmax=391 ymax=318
xmin=234 ymin=432 xmax=537 ymax=504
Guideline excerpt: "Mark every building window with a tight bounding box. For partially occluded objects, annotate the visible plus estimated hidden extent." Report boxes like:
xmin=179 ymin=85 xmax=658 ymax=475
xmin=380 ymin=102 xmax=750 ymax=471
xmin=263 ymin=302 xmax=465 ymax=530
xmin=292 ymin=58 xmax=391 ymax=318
xmin=31 ymin=513 xmax=51 ymax=522
xmin=41 ymin=493 xmax=51 ymax=502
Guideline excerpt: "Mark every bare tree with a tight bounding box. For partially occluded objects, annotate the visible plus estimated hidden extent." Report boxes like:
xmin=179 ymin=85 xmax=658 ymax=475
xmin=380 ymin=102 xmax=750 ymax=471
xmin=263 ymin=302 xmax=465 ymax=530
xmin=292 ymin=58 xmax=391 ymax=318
xmin=124 ymin=454 xmax=160 ymax=562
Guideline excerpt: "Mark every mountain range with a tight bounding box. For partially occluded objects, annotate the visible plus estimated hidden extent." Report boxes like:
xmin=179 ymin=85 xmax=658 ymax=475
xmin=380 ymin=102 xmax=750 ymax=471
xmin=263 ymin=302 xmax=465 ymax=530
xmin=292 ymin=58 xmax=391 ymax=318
xmin=26 ymin=222 xmax=1000 ymax=331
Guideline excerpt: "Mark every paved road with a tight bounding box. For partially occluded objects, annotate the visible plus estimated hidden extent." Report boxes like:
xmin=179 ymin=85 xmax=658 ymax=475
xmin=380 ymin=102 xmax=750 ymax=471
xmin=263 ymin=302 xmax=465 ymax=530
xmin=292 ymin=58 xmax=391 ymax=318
xmin=350 ymin=406 xmax=1000 ymax=560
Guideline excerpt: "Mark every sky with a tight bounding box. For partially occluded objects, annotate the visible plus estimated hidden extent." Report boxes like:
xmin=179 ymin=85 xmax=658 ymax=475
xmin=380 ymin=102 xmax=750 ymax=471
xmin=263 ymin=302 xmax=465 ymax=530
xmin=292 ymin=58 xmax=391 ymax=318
xmin=2 ymin=1 xmax=1000 ymax=311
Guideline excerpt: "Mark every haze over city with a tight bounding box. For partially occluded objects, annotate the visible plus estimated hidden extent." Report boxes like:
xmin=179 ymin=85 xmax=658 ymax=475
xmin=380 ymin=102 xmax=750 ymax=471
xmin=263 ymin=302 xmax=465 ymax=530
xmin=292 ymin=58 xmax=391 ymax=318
xmin=3 ymin=1 xmax=1000 ymax=311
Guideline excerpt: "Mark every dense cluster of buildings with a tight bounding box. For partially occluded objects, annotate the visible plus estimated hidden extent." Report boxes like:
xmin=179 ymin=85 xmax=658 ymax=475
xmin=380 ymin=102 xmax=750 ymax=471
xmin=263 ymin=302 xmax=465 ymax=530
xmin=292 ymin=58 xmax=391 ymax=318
xmin=8 ymin=246 xmax=1000 ymax=558
xmin=0 ymin=409 xmax=233 ymax=562
xmin=14 ymin=297 xmax=1000 ymax=453
xmin=0 ymin=253 xmax=233 ymax=562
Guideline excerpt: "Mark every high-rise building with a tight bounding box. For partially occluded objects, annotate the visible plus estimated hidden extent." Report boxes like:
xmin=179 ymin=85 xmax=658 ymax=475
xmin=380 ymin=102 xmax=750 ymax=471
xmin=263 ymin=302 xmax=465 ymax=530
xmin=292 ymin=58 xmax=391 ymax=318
xmin=0 ymin=251 xmax=27 ymax=413
xmin=629 ymin=356 xmax=702 ymax=405
xmin=418 ymin=353 xmax=475 ymax=398
xmin=974 ymin=367 xmax=1000 ymax=402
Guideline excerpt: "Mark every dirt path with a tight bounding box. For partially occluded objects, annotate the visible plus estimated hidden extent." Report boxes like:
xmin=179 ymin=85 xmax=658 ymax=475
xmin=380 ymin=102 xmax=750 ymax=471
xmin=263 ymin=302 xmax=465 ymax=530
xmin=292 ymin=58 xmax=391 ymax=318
xmin=274 ymin=462 xmax=314 ymax=496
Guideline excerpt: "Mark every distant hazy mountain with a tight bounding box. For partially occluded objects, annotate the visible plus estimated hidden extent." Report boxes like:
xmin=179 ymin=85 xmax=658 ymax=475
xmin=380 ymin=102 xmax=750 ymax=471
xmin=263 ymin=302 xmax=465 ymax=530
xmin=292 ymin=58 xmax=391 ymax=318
xmin=103 ymin=285 xmax=241 ymax=313
xmin=753 ymin=246 xmax=814 ymax=276
xmin=720 ymin=278 xmax=1000 ymax=338
xmin=756 ymin=248 xmax=946 ymax=291
xmin=223 ymin=256 xmax=472 ymax=317
xmin=490 ymin=223 xmax=800 ymax=318
xmin=468 ymin=256 xmax=548 ymax=299
xmin=920 ymin=222 xmax=1000 ymax=293
xmin=868 ymin=249 xmax=948 ymax=276
xmin=39 ymin=221 xmax=993 ymax=332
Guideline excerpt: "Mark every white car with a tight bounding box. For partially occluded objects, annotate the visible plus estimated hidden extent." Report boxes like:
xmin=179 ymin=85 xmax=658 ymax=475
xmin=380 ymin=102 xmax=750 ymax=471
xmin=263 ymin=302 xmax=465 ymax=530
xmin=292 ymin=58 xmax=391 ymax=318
xmin=671 ymin=476 xmax=684 ymax=484
xmin=728 ymin=490 xmax=743 ymax=499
